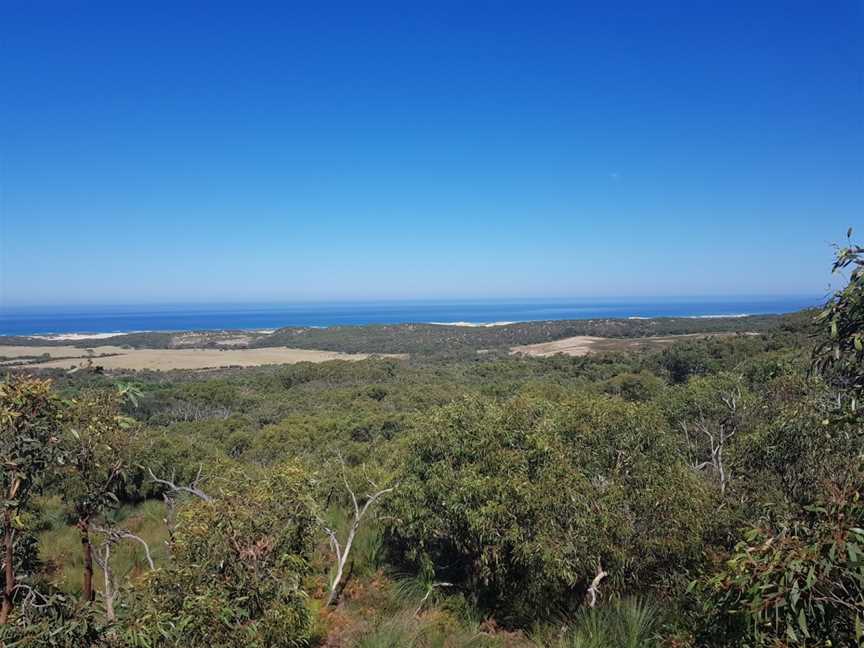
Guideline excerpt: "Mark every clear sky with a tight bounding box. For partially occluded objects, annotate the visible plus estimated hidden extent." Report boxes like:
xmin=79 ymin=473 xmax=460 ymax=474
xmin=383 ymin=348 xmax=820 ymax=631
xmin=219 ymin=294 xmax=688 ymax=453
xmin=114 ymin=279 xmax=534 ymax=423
xmin=1 ymin=1 xmax=861 ymax=306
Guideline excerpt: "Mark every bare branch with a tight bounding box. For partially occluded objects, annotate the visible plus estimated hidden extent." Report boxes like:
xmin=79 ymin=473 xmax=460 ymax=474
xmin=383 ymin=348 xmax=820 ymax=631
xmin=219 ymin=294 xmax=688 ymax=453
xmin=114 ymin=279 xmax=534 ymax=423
xmin=585 ymin=561 xmax=608 ymax=608
xmin=321 ymin=459 xmax=397 ymax=607
xmin=92 ymin=525 xmax=156 ymax=571
xmin=415 ymin=582 xmax=452 ymax=616
xmin=147 ymin=467 xmax=213 ymax=502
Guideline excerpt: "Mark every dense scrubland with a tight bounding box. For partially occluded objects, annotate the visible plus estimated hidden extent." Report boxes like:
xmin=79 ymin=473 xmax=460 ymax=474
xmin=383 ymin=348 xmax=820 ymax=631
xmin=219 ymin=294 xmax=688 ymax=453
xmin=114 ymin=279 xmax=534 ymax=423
xmin=1 ymin=244 xmax=862 ymax=647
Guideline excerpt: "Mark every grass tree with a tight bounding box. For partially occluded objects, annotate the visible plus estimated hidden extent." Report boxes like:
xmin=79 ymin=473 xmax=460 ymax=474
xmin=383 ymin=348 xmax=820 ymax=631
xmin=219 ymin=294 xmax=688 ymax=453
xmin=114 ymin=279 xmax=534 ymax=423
xmin=0 ymin=377 xmax=63 ymax=624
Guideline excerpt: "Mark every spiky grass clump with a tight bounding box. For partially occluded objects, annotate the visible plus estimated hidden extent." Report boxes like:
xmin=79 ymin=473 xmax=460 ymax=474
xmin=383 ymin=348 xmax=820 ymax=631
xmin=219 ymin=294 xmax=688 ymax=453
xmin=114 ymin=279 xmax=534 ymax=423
xmin=349 ymin=607 xmax=505 ymax=648
xmin=551 ymin=599 xmax=661 ymax=648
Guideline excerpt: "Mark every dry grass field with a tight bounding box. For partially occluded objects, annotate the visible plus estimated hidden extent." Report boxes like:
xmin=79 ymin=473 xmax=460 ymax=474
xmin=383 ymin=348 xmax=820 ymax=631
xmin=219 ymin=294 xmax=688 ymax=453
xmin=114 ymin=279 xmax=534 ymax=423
xmin=0 ymin=345 xmax=403 ymax=371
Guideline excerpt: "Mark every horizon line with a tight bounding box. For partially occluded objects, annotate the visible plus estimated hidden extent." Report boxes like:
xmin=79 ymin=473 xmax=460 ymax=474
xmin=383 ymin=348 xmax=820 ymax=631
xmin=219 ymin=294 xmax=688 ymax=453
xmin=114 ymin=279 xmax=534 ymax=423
xmin=1 ymin=293 xmax=826 ymax=311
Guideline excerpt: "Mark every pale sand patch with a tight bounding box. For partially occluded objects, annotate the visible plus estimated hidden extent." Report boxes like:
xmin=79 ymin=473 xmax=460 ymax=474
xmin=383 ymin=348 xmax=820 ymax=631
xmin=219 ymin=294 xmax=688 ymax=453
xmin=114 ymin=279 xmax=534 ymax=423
xmin=510 ymin=336 xmax=605 ymax=357
xmin=170 ymin=332 xmax=260 ymax=347
xmin=1 ymin=346 xmax=403 ymax=371
xmin=29 ymin=333 xmax=139 ymax=341
xmin=511 ymin=332 xmax=755 ymax=357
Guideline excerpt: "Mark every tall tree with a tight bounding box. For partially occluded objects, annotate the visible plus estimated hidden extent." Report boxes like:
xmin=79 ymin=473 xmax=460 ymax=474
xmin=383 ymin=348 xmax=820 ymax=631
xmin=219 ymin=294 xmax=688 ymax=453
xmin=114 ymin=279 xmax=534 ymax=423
xmin=62 ymin=389 xmax=132 ymax=603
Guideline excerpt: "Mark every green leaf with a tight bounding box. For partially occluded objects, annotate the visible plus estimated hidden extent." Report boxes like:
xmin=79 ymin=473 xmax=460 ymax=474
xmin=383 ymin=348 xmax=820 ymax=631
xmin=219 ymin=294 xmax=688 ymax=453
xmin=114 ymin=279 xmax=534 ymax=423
xmin=798 ymin=607 xmax=809 ymax=638
xmin=790 ymin=580 xmax=800 ymax=607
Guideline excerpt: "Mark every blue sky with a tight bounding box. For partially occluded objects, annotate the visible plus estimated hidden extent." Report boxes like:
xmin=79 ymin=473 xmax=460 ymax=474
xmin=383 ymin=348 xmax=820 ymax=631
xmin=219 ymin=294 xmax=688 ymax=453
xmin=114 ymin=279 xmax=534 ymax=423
xmin=1 ymin=1 xmax=861 ymax=305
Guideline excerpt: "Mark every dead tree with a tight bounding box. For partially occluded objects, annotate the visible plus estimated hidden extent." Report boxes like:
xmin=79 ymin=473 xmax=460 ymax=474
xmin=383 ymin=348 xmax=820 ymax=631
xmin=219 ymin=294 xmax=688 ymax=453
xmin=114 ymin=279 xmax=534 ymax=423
xmin=146 ymin=466 xmax=212 ymax=554
xmin=683 ymin=383 xmax=743 ymax=496
xmin=585 ymin=561 xmax=608 ymax=608
xmin=147 ymin=466 xmax=213 ymax=503
xmin=92 ymin=526 xmax=155 ymax=623
xmin=318 ymin=459 xmax=395 ymax=607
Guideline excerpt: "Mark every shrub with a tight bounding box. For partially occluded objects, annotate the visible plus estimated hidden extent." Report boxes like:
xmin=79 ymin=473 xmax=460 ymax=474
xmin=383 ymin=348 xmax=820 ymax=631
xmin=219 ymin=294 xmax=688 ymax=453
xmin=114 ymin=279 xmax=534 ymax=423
xmin=123 ymin=463 xmax=317 ymax=647
xmin=384 ymin=396 xmax=715 ymax=626
xmin=695 ymin=465 xmax=864 ymax=646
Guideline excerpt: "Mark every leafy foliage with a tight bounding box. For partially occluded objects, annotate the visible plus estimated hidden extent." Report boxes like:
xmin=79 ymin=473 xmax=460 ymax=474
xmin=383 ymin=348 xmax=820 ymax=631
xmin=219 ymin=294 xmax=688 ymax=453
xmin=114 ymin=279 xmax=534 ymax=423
xmin=62 ymin=389 xmax=132 ymax=522
xmin=696 ymin=466 xmax=864 ymax=646
xmin=123 ymin=463 xmax=317 ymax=647
xmin=384 ymin=395 xmax=716 ymax=625
xmin=0 ymin=591 xmax=109 ymax=647
xmin=0 ymin=376 xmax=65 ymax=623
xmin=813 ymin=231 xmax=864 ymax=410
xmin=0 ymin=376 xmax=64 ymax=516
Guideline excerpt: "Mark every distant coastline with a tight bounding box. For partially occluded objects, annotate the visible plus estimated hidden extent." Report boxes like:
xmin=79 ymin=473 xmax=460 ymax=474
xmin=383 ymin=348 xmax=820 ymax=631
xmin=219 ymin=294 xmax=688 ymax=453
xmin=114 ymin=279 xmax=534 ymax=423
xmin=6 ymin=313 xmax=765 ymax=339
xmin=0 ymin=297 xmax=818 ymax=337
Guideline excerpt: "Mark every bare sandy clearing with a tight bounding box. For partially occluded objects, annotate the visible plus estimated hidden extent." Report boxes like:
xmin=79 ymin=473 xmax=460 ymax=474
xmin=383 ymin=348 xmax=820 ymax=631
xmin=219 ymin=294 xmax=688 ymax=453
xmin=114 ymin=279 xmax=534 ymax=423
xmin=510 ymin=336 xmax=605 ymax=357
xmin=511 ymin=332 xmax=754 ymax=357
xmin=169 ymin=332 xmax=263 ymax=347
xmin=1 ymin=345 xmax=402 ymax=371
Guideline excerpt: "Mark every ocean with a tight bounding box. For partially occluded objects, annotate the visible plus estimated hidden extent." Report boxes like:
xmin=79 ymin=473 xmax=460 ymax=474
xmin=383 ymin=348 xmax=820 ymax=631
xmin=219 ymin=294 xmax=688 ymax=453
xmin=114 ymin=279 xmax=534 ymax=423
xmin=0 ymin=296 xmax=821 ymax=337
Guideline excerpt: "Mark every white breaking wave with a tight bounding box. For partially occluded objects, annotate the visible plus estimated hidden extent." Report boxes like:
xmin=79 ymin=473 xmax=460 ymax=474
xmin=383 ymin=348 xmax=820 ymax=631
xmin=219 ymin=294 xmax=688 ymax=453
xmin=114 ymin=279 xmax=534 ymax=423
xmin=28 ymin=331 xmax=150 ymax=341
xmin=628 ymin=313 xmax=752 ymax=320
xmin=429 ymin=321 xmax=517 ymax=327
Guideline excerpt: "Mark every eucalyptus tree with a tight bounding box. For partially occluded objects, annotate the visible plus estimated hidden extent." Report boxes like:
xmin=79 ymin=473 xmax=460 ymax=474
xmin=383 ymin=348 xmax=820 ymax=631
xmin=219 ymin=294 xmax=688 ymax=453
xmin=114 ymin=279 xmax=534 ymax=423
xmin=62 ymin=389 xmax=134 ymax=603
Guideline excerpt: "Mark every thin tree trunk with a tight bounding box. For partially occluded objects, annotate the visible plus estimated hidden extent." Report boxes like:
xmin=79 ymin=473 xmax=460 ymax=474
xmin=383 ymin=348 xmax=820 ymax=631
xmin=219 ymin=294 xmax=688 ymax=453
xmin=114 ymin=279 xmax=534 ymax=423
xmin=326 ymin=524 xmax=357 ymax=607
xmin=78 ymin=518 xmax=95 ymax=602
xmin=0 ymin=509 xmax=14 ymax=624
xmin=102 ymin=544 xmax=115 ymax=622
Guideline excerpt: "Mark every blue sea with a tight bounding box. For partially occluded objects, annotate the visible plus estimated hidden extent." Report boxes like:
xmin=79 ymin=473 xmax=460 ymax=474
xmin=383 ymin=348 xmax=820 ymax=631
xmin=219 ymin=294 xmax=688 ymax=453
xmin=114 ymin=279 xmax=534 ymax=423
xmin=0 ymin=297 xmax=821 ymax=337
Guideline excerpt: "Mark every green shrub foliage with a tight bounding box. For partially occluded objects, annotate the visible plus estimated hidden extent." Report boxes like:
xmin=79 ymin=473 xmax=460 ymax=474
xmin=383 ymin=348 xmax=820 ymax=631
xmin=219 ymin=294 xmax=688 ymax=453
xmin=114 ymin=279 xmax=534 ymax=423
xmin=696 ymin=465 xmax=864 ymax=646
xmin=384 ymin=395 xmax=716 ymax=625
xmin=123 ymin=463 xmax=316 ymax=648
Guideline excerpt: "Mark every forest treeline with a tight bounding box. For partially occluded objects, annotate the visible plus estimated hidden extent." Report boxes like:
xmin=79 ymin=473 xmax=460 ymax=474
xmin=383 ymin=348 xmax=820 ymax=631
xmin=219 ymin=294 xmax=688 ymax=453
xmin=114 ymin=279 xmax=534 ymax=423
xmin=0 ymin=240 xmax=861 ymax=646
